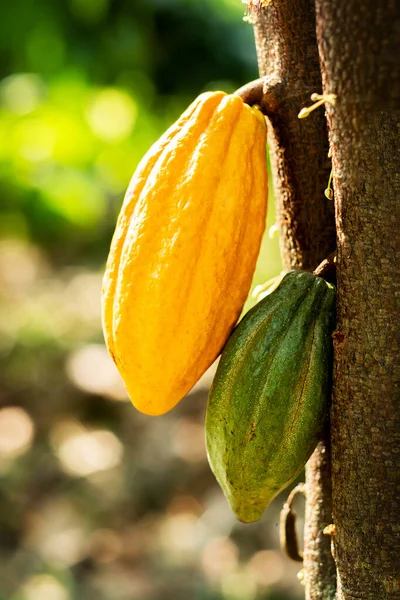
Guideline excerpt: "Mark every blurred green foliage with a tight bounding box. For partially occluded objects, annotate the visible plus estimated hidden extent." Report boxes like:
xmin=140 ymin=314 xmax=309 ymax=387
xmin=1 ymin=0 xmax=277 ymax=268
xmin=0 ymin=1 xmax=298 ymax=599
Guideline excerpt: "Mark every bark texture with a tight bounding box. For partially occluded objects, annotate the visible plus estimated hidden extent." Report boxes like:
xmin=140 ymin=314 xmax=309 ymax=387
xmin=252 ymin=0 xmax=335 ymax=270
xmin=251 ymin=2 xmax=337 ymax=598
xmin=304 ymin=438 xmax=336 ymax=600
xmin=315 ymin=0 xmax=400 ymax=597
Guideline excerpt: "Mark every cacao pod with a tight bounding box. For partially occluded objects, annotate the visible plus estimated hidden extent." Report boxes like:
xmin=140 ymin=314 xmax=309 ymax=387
xmin=206 ymin=270 xmax=336 ymax=522
xmin=102 ymin=91 xmax=268 ymax=416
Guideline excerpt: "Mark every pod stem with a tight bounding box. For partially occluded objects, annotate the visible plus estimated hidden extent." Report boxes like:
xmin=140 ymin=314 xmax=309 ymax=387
xmin=280 ymin=483 xmax=306 ymax=562
xmin=234 ymin=77 xmax=284 ymax=117
xmin=313 ymin=250 xmax=337 ymax=284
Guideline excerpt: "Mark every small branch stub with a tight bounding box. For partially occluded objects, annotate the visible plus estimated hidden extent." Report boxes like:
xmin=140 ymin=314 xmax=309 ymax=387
xmin=313 ymin=251 xmax=337 ymax=284
xmin=280 ymin=483 xmax=306 ymax=562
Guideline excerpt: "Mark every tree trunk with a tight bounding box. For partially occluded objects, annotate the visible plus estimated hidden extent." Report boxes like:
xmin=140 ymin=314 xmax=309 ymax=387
xmin=315 ymin=0 xmax=400 ymax=597
xmin=251 ymin=1 xmax=335 ymax=269
xmin=249 ymin=0 xmax=400 ymax=597
xmin=249 ymin=1 xmax=337 ymax=598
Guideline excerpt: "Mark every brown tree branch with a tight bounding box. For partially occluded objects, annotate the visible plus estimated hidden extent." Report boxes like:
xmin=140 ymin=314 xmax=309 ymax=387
xmin=252 ymin=1 xmax=336 ymax=271
xmin=249 ymin=1 xmax=337 ymax=598
xmin=304 ymin=437 xmax=336 ymax=600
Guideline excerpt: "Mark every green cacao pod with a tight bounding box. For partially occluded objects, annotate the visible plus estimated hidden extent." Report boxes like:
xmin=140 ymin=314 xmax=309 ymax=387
xmin=205 ymin=270 xmax=336 ymax=523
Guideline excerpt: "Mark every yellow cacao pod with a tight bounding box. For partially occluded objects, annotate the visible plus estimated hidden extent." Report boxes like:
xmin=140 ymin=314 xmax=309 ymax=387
xmin=102 ymin=91 xmax=268 ymax=415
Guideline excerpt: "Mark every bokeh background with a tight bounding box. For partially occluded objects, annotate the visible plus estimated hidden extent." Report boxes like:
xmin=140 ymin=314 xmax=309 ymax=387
xmin=0 ymin=1 xmax=305 ymax=599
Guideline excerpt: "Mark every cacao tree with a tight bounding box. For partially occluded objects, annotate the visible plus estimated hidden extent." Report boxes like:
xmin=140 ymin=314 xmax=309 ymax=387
xmin=242 ymin=0 xmax=400 ymax=598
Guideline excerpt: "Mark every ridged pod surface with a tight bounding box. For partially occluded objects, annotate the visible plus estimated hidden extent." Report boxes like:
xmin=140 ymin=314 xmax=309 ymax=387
xmin=102 ymin=91 xmax=268 ymax=416
xmin=206 ymin=271 xmax=336 ymax=523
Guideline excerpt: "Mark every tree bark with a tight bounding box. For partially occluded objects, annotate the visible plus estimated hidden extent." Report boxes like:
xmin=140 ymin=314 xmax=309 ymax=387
xmin=315 ymin=0 xmax=400 ymax=597
xmin=303 ymin=438 xmax=336 ymax=599
xmin=252 ymin=1 xmax=335 ymax=270
xmin=250 ymin=1 xmax=337 ymax=598
xmin=250 ymin=0 xmax=399 ymax=597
